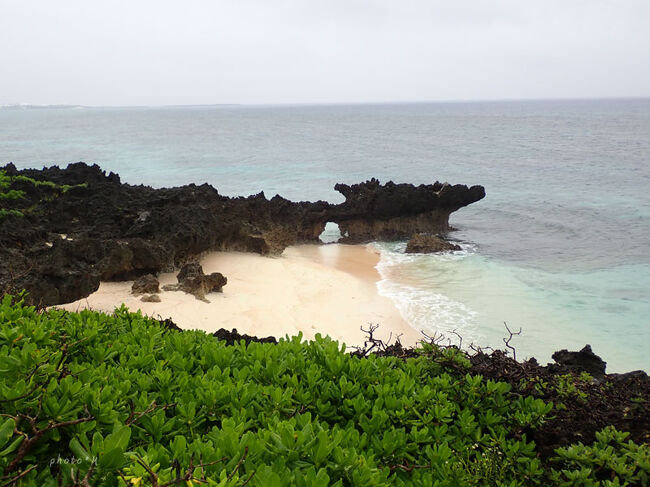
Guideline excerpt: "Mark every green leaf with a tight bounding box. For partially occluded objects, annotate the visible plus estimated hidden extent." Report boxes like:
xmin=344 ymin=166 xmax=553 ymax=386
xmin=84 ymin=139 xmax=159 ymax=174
xmin=69 ymin=438 xmax=92 ymax=463
xmin=99 ymin=447 xmax=125 ymax=470
xmin=0 ymin=436 xmax=23 ymax=457
xmin=0 ymin=418 xmax=15 ymax=449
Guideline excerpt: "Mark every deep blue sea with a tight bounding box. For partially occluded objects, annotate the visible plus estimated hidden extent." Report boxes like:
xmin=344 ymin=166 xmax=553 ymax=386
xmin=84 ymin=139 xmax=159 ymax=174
xmin=2 ymin=99 xmax=649 ymax=372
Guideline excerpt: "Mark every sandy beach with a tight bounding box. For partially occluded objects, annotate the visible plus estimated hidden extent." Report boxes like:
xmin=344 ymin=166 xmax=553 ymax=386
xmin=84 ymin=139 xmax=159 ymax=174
xmin=59 ymin=244 xmax=422 ymax=348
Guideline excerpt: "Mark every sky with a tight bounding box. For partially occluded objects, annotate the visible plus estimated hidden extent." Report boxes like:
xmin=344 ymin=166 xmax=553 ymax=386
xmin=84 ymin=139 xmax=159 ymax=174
xmin=1 ymin=0 xmax=649 ymax=106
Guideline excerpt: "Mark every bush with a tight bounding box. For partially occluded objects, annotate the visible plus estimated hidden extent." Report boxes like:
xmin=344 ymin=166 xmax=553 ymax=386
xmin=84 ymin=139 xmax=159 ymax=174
xmin=0 ymin=295 xmax=646 ymax=486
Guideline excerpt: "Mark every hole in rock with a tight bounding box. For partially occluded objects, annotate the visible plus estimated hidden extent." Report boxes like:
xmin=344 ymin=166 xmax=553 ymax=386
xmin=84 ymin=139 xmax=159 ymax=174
xmin=319 ymin=222 xmax=342 ymax=244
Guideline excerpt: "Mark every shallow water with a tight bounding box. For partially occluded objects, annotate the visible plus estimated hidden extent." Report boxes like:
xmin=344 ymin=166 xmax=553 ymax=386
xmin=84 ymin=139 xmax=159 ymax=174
xmin=2 ymin=99 xmax=649 ymax=371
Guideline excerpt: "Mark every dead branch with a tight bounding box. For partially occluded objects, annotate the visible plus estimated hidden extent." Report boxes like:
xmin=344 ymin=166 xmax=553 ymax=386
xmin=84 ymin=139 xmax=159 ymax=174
xmin=125 ymin=401 xmax=177 ymax=426
xmin=420 ymin=330 xmax=446 ymax=346
xmin=502 ymin=322 xmax=522 ymax=362
xmin=0 ymin=465 xmax=37 ymax=487
xmin=448 ymin=329 xmax=463 ymax=349
xmin=226 ymin=447 xmax=248 ymax=482
xmin=388 ymin=462 xmax=431 ymax=472
xmin=3 ymin=409 xmax=95 ymax=475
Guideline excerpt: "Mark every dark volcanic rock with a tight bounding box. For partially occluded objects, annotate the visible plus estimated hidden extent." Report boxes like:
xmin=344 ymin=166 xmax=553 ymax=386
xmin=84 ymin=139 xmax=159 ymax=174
xmin=140 ymin=294 xmax=161 ymax=303
xmin=330 ymin=179 xmax=485 ymax=243
xmin=131 ymin=274 xmax=160 ymax=295
xmin=176 ymin=262 xmax=203 ymax=282
xmin=213 ymin=328 xmax=277 ymax=346
xmin=405 ymin=234 xmax=462 ymax=253
xmin=164 ymin=262 xmax=227 ymax=302
xmin=0 ymin=237 xmax=101 ymax=307
xmin=550 ymin=344 xmax=607 ymax=377
xmin=158 ymin=317 xmax=182 ymax=332
xmin=0 ymin=162 xmax=485 ymax=305
xmin=467 ymin=344 xmax=648 ymax=457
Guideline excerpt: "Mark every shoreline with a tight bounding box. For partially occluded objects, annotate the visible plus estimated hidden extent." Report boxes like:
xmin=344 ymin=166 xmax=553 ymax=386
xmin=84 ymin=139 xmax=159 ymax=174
xmin=59 ymin=243 xmax=422 ymax=348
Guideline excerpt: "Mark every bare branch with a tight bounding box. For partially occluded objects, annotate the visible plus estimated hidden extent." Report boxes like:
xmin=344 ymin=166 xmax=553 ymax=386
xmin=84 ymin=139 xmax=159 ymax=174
xmin=226 ymin=447 xmax=248 ymax=482
xmin=448 ymin=329 xmax=463 ymax=349
xmin=0 ymin=465 xmax=37 ymax=487
xmin=502 ymin=322 xmax=522 ymax=362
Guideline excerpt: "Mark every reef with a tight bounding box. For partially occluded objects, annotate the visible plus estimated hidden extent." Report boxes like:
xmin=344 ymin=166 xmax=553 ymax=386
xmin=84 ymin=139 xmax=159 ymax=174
xmin=0 ymin=162 xmax=484 ymax=306
xmin=405 ymin=233 xmax=462 ymax=253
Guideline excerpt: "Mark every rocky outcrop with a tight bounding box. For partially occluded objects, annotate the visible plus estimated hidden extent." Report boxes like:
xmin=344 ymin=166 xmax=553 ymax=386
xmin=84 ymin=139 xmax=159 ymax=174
xmin=405 ymin=234 xmax=462 ymax=253
xmin=549 ymin=345 xmax=607 ymax=377
xmin=330 ymin=179 xmax=485 ymax=243
xmin=212 ymin=327 xmax=277 ymax=346
xmin=0 ymin=162 xmax=485 ymax=306
xmin=131 ymin=274 xmax=160 ymax=295
xmin=162 ymin=262 xmax=227 ymax=302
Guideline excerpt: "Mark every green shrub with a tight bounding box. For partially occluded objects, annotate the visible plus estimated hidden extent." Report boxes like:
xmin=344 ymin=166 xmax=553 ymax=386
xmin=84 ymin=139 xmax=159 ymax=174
xmin=0 ymin=295 xmax=646 ymax=486
xmin=550 ymin=426 xmax=650 ymax=486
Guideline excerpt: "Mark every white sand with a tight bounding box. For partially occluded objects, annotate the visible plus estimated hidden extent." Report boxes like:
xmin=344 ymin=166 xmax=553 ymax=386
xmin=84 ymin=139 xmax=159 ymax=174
xmin=59 ymin=244 xmax=421 ymax=348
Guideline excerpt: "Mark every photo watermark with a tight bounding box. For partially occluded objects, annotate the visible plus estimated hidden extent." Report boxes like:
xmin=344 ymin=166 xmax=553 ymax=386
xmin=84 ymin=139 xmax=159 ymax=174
xmin=49 ymin=454 xmax=97 ymax=467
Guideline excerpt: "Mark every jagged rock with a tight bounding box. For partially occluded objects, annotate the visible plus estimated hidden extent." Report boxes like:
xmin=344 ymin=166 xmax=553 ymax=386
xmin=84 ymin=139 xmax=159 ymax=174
xmin=177 ymin=262 xmax=203 ymax=282
xmin=549 ymin=345 xmax=607 ymax=377
xmin=405 ymin=234 xmax=461 ymax=253
xmin=158 ymin=317 xmax=183 ymax=332
xmin=100 ymin=240 xmax=170 ymax=281
xmin=330 ymin=179 xmax=485 ymax=243
xmin=140 ymin=294 xmax=161 ymax=303
xmin=213 ymin=327 xmax=277 ymax=346
xmin=131 ymin=274 xmax=160 ymax=295
xmin=0 ymin=239 xmax=101 ymax=306
xmin=163 ymin=262 xmax=227 ymax=302
xmin=0 ymin=162 xmax=484 ymax=305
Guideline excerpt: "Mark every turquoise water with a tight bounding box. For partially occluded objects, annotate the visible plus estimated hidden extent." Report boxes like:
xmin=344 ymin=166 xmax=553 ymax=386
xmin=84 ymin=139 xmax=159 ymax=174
xmin=2 ymin=99 xmax=649 ymax=371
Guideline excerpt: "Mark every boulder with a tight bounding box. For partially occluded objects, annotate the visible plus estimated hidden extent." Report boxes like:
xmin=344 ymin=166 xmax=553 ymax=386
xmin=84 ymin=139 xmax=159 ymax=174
xmin=131 ymin=274 xmax=160 ymax=295
xmin=140 ymin=294 xmax=161 ymax=303
xmin=177 ymin=262 xmax=203 ymax=282
xmin=549 ymin=345 xmax=607 ymax=377
xmin=164 ymin=262 xmax=227 ymax=302
xmin=405 ymin=234 xmax=461 ymax=253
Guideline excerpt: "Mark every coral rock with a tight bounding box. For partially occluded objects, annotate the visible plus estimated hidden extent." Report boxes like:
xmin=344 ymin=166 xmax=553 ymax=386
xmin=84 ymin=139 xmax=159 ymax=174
xmin=164 ymin=262 xmax=227 ymax=302
xmin=140 ymin=294 xmax=161 ymax=303
xmin=405 ymin=234 xmax=461 ymax=253
xmin=0 ymin=162 xmax=484 ymax=305
xmin=131 ymin=274 xmax=160 ymax=295
xmin=550 ymin=345 xmax=607 ymax=377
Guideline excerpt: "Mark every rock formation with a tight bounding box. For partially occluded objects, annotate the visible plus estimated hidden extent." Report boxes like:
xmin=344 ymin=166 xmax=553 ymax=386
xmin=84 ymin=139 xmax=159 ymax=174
xmin=549 ymin=344 xmax=607 ymax=377
xmin=131 ymin=274 xmax=160 ymax=295
xmin=213 ymin=327 xmax=278 ymax=346
xmin=405 ymin=234 xmax=462 ymax=253
xmin=141 ymin=294 xmax=161 ymax=303
xmin=162 ymin=262 xmax=227 ymax=302
xmin=330 ymin=179 xmax=485 ymax=243
xmin=0 ymin=162 xmax=485 ymax=306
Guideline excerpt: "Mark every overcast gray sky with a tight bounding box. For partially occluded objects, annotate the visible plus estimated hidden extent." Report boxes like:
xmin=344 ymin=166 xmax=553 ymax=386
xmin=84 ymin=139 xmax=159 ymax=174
xmin=1 ymin=0 xmax=649 ymax=106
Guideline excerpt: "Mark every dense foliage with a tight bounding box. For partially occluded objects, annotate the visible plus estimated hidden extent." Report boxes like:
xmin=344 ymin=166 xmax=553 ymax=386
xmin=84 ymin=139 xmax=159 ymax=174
xmin=0 ymin=295 xmax=647 ymax=486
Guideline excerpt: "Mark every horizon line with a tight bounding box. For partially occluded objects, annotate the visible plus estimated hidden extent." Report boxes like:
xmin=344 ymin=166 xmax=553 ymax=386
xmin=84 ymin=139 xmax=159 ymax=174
xmin=2 ymin=95 xmax=649 ymax=110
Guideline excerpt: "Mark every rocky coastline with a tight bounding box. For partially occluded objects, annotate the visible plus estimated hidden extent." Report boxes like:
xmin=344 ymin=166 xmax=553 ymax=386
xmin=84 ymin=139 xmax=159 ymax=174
xmin=1 ymin=161 xmax=648 ymax=462
xmin=0 ymin=162 xmax=484 ymax=306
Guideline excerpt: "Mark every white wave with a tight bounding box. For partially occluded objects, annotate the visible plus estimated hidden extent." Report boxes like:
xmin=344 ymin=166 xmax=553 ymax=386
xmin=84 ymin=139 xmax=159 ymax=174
xmin=371 ymin=241 xmax=483 ymax=345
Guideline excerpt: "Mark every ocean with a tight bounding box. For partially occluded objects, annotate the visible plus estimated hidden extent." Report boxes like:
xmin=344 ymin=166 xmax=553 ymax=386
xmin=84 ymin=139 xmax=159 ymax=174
xmin=2 ymin=99 xmax=649 ymax=372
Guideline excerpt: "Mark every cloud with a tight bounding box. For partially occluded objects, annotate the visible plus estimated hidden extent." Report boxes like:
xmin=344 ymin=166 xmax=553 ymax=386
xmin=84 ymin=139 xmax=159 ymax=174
xmin=1 ymin=0 xmax=648 ymax=105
